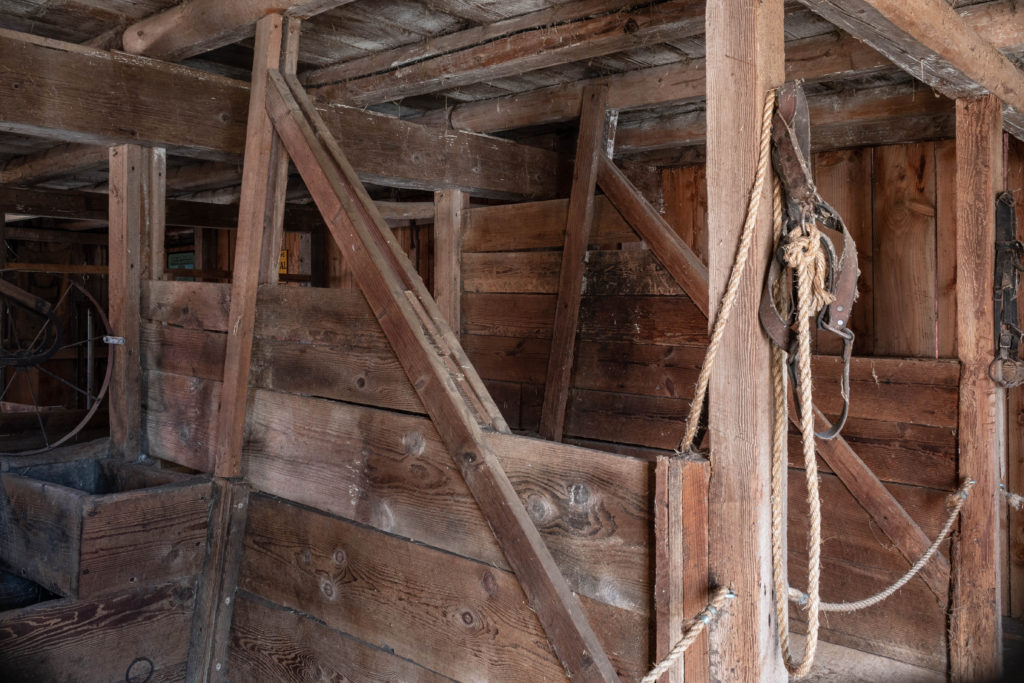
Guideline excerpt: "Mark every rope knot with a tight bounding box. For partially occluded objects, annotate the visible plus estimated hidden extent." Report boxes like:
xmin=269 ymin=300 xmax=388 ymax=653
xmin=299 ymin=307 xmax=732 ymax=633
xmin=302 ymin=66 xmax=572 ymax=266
xmin=781 ymin=225 xmax=835 ymax=314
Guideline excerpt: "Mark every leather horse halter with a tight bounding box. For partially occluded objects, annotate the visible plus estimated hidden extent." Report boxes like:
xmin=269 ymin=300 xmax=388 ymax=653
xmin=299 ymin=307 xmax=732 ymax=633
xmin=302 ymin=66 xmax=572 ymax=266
xmin=759 ymin=82 xmax=860 ymax=440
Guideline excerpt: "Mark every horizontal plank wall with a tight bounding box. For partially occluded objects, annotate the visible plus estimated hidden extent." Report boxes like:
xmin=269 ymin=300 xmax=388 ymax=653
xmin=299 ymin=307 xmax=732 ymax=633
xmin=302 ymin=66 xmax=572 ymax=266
xmin=137 ymin=274 xmax=655 ymax=678
xmin=459 ymin=150 xmax=962 ymax=672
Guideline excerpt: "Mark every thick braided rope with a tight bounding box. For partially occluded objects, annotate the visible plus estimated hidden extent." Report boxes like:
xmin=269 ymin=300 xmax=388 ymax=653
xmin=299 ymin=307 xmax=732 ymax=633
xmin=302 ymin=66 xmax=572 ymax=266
xmin=768 ymin=176 xmax=796 ymax=667
xmin=778 ymin=223 xmax=829 ymax=678
xmin=641 ymin=586 xmax=736 ymax=683
xmin=676 ymin=88 xmax=777 ymax=454
xmin=789 ymin=478 xmax=974 ymax=613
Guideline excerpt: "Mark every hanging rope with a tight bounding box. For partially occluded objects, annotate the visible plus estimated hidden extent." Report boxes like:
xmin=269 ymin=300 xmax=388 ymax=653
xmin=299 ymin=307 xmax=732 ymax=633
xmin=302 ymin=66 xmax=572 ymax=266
xmin=769 ymin=214 xmax=832 ymax=677
xmin=640 ymin=587 xmax=736 ymax=683
xmin=788 ymin=478 xmax=974 ymax=613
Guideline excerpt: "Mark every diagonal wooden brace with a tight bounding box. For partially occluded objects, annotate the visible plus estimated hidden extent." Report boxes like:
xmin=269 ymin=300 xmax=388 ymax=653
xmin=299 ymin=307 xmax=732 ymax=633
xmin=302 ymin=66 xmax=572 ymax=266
xmin=264 ymin=68 xmax=620 ymax=682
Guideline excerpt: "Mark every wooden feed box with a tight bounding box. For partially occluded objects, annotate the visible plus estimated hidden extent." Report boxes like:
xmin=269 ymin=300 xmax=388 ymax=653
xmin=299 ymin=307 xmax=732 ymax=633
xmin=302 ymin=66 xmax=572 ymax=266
xmin=0 ymin=458 xmax=211 ymax=599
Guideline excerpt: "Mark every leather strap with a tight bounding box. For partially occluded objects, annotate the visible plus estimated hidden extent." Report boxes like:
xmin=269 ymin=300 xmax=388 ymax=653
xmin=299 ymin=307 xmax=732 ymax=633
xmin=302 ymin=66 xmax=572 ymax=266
xmin=759 ymin=82 xmax=860 ymax=440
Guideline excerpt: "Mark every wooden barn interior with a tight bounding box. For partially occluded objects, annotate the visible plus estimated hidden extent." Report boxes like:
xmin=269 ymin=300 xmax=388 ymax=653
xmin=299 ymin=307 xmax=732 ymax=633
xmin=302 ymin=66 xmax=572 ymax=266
xmin=1 ymin=0 xmax=1023 ymax=681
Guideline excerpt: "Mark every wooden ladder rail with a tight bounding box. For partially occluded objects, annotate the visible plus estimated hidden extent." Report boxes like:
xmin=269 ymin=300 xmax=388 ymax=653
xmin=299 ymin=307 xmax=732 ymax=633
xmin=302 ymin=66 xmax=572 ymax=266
xmin=264 ymin=68 xmax=620 ymax=683
xmin=596 ymin=155 xmax=951 ymax=604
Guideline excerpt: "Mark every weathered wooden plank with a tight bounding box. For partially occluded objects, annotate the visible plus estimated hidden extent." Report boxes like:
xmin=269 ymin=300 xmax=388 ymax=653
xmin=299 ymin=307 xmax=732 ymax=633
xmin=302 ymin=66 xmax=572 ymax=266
xmin=242 ymin=387 xmax=650 ymax=616
xmin=230 ymin=595 xmax=451 ymax=682
xmin=310 ymin=0 xmax=704 ymax=107
xmin=951 ymin=94 xmax=1004 ymax=682
xmin=303 ymin=0 xmax=646 ymax=88
xmin=140 ymin=320 xmax=226 ymax=381
xmin=143 ymin=370 xmax=221 ymax=473
xmin=214 ymin=14 xmax=296 ymax=479
xmin=787 ymin=555 xmax=947 ymax=671
xmin=463 ymin=249 xmax=686 ymax=296
xmin=109 ymin=145 xmax=161 ymax=459
xmin=0 ymin=28 xmax=561 ymax=198
xmin=462 ymin=293 xmax=708 ymax=346
xmin=655 ymin=455 xmax=710 ymax=683
xmin=433 ymin=189 xmax=465 ymax=333
xmin=78 ymin=479 xmax=212 ymax=598
xmin=186 ymin=479 xmax=250 ymax=682
xmin=662 ymin=165 xmax=708 ymax=267
xmin=1006 ymin=135 xmax=1024 ymax=619
xmin=0 ymin=580 xmax=195 ymax=683
xmin=238 ymin=494 xmax=646 ymax=681
xmin=141 ymin=280 xmax=231 ymax=332
xmin=705 ymin=1 xmax=786 ymax=679
xmin=798 ymin=0 xmax=1024 ymax=135
xmin=613 ymin=84 xmax=954 ymax=158
xmin=872 ymin=143 xmax=937 ymax=357
xmin=934 ymin=139 xmax=958 ymax=358
xmin=463 ymin=196 xmax=635 ymax=253
xmin=565 ymin=388 xmax=688 ymax=451
xmin=597 ymin=156 xmax=709 ymax=316
xmin=0 ymin=473 xmax=83 ymax=596
xmin=540 ymin=85 xmax=609 ymax=442
xmin=250 ymin=335 xmax=424 ymax=413
xmin=124 ymin=0 xmax=351 ymax=61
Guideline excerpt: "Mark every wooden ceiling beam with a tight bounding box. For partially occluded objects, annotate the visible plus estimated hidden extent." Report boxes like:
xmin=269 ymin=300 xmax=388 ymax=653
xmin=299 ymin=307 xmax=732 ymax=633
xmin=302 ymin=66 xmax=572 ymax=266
xmin=798 ymin=0 xmax=1024 ymax=136
xmin=429 ymin=1 xmax=1021 ymax=135
xmin=0 ymin=29 xmax=561 ymax=199
xmin=307 ymin=0 xmax=705 ymax=107
xmin=613 ymin=84 xmax=954 ymax=158
xmin=123 ymin=0 xmax=353 ymax=61
xmin=0 ymin=143 xmax=109 ymax=186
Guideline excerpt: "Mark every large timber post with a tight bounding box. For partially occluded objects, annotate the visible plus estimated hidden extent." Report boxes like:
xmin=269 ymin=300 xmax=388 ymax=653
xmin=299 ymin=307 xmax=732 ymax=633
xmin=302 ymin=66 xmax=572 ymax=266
xmin=705 ymin=1 xmax=787 ymax=680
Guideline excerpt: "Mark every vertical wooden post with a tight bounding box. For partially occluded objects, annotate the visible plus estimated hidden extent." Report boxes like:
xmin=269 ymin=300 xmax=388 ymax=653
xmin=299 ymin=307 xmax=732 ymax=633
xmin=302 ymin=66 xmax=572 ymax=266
xmin=433 ymin=189 xmax=466 ymax=333
xmin=213 ymin=14 xmax=299 ymax=478
xmin=539 ymin=84 xmax=609 ymax=442
xmin=705 ymin=1 xmax=786 ymax=680
xmin=951 ymin=94 xmax=1004 ymax=683
xmin=655 ymin=455 xmax=710 ymax=683
xmin=109 ymin=144 xmax=164 ymax=459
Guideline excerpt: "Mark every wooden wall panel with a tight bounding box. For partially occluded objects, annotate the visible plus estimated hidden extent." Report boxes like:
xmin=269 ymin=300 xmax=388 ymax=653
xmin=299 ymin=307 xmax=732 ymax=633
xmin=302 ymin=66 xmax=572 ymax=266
xmin=0 ymin=580 xmax=194 ymax=682
xmin=237 ymin=494 xmax=647 ymax=682
xmin=241 ymin=387 xmax=650 ymax=616
xmin=815 ymin=148 xmax=874 ymax=356
xmin=230 ymin=595 xmax=450 ymax=682
xmin=872 ymin=143 xmax=937 ymax=357
xmin=662 ymin=164 xmax=708 ymax=266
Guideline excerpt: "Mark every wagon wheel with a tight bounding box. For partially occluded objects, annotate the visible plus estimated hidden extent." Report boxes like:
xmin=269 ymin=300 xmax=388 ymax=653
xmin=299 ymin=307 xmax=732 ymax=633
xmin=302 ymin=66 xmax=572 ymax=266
xmin=0 ymin=278 xmax=113 ymax=456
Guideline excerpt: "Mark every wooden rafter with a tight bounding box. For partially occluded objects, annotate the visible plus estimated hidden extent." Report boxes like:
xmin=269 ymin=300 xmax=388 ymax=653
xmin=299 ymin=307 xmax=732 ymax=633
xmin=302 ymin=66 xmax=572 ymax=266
xmin=123 ymin=0 xmax=352 ymax=61
xmin=428 ymin=2 xmax=1021 ymax=135
xmin=539 ymin=85 xmax=610 ymax=443
xmin=799 ymin=0 xmax=1024 ymax=136
xmin=264 ymin=66 xmax=620 ymax=682
xmin=0 ymin=143 xmax=108 ymax=186
xmin=306 ymin=0 xmax=704 ymax=106
xmin=0 ymin=28 xmax=561 ymax=199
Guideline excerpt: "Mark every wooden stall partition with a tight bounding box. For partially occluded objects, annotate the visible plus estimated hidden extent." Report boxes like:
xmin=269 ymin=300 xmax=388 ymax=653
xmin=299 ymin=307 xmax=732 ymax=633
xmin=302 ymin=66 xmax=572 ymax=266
xmin=459 ymin=179 xmax=961 ymax=672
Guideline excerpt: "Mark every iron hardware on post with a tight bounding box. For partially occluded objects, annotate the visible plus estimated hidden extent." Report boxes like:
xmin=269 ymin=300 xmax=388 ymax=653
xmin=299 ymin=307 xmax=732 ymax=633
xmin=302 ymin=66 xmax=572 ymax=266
xmin=990 ymin=192 xmax=1024 ymax=388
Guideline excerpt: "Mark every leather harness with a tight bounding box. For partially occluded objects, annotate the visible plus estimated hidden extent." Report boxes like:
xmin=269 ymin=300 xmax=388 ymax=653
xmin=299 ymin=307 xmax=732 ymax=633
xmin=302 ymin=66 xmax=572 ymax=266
xmin=759 ymin=82 xmax=860 ymax=440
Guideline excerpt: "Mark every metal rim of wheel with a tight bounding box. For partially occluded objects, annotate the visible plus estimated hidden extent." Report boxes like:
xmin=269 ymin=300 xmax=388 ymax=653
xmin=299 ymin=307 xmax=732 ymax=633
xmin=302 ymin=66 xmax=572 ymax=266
xmin=0 ymin=279 xmax=113 ymax=456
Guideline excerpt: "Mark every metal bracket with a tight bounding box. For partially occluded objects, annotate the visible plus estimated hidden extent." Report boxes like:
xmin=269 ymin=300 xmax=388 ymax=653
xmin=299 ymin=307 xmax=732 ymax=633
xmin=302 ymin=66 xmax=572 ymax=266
xmin=990 ymin=192 xmax=1024 ymax=388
